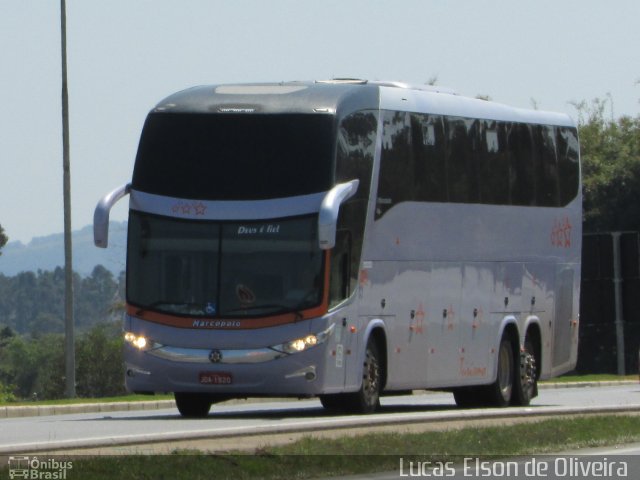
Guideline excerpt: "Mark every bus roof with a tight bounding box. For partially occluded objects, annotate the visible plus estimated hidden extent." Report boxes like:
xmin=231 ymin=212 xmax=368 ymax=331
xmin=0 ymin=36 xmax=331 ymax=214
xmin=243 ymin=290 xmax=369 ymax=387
xmin=151 ymin=80 xmax=575 ymax=127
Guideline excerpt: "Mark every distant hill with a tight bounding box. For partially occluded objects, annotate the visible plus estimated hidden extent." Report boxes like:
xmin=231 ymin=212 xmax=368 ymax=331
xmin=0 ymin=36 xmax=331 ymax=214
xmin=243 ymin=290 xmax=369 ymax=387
xmin=0 ymin=222 xmax=127 ymax=277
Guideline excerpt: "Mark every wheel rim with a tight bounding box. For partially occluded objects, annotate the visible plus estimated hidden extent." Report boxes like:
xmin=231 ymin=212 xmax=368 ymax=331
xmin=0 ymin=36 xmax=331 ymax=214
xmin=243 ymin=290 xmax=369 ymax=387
xmin=363 ymin=348 xmax=380 ymax=405
xmin=521 ymin=350 xmax=536 ymax=391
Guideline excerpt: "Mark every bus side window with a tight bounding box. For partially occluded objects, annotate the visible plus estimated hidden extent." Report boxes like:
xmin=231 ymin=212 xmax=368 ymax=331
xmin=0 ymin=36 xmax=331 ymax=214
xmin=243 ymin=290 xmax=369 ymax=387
xmin=411 ymin=114 xmax=447 ymax=202
xmin=446 ymin=117 xmax=479 ymax=203
xmin=508 ymin=123 xmax=535 ymax=206
xmin=556 ymin=126 xmax=580 ymax=206
xmin=329 ymin=230 xmax=352 ymax=308
xmin=478 ymin=120 xmax=509 ymax=204
xmin=533 ymin=125 xmax=560 ymax=207
xmin=377 ymin=111 xmax=413 ymax=218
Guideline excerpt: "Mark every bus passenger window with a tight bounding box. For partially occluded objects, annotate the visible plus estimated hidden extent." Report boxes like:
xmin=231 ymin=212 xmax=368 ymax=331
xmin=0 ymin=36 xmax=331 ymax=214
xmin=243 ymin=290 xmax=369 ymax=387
xmin=411 ymin=114 xmax=447 ymax=203
xmin=508 ymin=123 xmax=535 ymax=206
xmin=377 ymin=111 xmax=413 ymax=218
xmin=446 ymin=117 xmax=479 ymax=203
xmin=478 ymin=120 xmax=509 ymax=205
xmin=557 ymin=127 xmax=580 ymax=206
xmin=533 ymin=125 xmax=560 ymax=207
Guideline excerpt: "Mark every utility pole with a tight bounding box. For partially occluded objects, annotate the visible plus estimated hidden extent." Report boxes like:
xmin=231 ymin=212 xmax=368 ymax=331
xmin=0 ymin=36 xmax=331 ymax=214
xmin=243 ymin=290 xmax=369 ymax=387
xmin=60 ymin=0 xmax=75 ymax=398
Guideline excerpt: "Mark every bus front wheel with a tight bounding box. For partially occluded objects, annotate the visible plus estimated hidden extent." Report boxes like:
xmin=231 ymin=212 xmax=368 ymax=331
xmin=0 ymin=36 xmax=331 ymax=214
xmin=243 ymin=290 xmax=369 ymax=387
xmin=175 ymin=392 xmax=212 ymax=418
xmin=344 ymin=339 xmax=382 ymax=414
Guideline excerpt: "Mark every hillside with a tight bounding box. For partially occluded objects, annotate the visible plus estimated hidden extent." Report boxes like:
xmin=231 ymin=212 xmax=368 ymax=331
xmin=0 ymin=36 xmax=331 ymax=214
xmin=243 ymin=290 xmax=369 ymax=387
xmin=0 ymin=222 xmax=127 ymax=277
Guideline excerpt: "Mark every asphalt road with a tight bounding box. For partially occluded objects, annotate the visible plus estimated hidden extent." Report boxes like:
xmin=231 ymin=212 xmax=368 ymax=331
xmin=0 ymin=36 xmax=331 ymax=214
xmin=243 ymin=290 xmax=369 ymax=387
xmin=1 ymin=384 xmax=639 ymax=456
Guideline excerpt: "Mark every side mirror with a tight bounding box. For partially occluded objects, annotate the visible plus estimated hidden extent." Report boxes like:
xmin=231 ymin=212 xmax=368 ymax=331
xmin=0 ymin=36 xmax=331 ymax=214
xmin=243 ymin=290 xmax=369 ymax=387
xmin=318 ymin=180 xmax=359 ymax=249
xmin=94 ymin=183 xmax=131 ymax=248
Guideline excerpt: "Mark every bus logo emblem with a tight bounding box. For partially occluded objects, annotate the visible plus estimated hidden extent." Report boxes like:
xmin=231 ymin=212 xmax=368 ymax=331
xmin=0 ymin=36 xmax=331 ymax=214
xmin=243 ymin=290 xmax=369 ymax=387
xmin=236 ymin=284 xmax=256 ymax=305
xmin=209 ymin=350 xmax=223 ymax=363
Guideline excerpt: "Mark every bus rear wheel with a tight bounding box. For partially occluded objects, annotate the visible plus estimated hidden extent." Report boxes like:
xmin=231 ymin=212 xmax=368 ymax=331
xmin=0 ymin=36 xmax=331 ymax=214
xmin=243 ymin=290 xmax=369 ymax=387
xmin=175 ymin=392 xmax=212 ymax=418
xmin=484 ymin=336 xmax=514 ymax=407
xmin=512 ymin=337 xmax=538 ymax=406
xmin=453 ymin=386 xmax=486 ymax=408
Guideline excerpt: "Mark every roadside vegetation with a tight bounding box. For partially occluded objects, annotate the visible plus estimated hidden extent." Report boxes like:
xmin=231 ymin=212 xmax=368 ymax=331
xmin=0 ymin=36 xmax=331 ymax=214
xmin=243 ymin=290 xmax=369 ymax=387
xmin=1 ymin=415 xmax=638 ymax=479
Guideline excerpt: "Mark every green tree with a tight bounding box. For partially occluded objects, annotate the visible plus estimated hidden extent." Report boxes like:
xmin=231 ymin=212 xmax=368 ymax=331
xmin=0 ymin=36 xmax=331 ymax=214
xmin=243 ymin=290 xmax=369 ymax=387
xmin=0 ymin=333 xmax=65 ymax=399
xmin=76 ymin=322 xmax=126 ymax=398
xmin=0 ymin=224 xmax=7 ymax=255
xmin=576 ymin=97 xmax=640 ymax=232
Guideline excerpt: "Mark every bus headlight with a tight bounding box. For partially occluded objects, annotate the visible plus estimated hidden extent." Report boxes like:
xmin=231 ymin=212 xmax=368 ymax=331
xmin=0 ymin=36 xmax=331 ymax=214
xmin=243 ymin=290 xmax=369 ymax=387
xmin=274 ymin=324 xmax=334 ymax=355
xmin=124 ymin=332 xmax=155 ymax=351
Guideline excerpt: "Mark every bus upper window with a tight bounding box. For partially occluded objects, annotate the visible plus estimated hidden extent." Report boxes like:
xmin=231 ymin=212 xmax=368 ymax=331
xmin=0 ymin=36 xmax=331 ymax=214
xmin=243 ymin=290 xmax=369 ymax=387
xmin=132 ymin=113 xmax=334 ymax=201
xmin=533 ymin=125 xmax=560 ymax=207
xmin=375 ymin=111 xmax=580 ymax=218
xmin=412 ymin=114 xmax=447 ymax=203
xmin=377 ymin=111 xmax=413 ymax=218
xmin=446 ymin=117 xmax=479 ymax=203
xmin=478 ymin=120 xmax=509 ymax=205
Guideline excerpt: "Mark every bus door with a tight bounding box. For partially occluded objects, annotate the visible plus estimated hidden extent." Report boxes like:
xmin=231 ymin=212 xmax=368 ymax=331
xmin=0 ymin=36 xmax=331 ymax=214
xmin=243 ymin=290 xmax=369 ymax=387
xmin=322 ymin=310 xmax=359 ymax=391
xmin=327 ymin=230 xmax=360 ymax=390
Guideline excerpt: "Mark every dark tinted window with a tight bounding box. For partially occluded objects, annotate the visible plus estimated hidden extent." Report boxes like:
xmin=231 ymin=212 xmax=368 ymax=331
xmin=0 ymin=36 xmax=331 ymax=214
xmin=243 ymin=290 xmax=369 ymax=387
xmin=336 ymin=111 xmax=377 ymax=295
xmin=447 ymin=117 xmax=479 ymax=203
xmin=508 ymin=123 xmax=535 ymax=206
xmin=377 ymin=111 xmax=413 ymax=218
xmin=478 ymin=120 xmax=509 ymax=204
xmin=533 ymin=125 xmax=560 ymax=207
xmin=375 ymin=110 xmax=580 ymax=219
xmin=336 ymin=111 xmax=377 ymax=199
xmin=411 ymin=114 xmax=447 ymax=202
xmin=557 ymin=127 xmax=580 ymax=205
xmin=132 ymin=113 xmax=334 ymax=200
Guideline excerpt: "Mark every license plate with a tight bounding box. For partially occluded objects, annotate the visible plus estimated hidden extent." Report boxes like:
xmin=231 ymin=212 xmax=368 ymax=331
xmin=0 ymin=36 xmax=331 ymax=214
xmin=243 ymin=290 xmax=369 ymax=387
xmin=199 ymin=372 xmax=233 ymax=385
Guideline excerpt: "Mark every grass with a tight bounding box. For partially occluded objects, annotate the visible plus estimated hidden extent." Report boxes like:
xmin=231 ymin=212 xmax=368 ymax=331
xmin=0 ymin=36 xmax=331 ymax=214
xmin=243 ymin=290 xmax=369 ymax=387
xmin=2 ymin=415 xmax=639 ymax=479
xmin=543 ymin=372 xmax=638 ymax=383
xmin=0 ymin=393 xmax=173 ymax=407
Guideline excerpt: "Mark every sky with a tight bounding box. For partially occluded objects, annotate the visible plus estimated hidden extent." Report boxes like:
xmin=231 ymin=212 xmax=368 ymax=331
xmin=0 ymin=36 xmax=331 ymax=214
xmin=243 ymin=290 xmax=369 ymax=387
xmin=1 ymin=0 xmax=639 ymax=244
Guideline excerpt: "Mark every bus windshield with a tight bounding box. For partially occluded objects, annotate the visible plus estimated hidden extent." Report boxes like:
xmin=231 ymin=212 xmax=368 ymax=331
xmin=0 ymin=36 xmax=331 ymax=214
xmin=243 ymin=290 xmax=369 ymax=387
xmin=127 ymin=211 xmax=324 ymax=318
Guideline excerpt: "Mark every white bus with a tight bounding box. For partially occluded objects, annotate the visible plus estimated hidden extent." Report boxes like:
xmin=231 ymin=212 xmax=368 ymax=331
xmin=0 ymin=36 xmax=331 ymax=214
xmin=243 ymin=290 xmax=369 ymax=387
xmin=95 ymin=80 xmax=581 ymax=417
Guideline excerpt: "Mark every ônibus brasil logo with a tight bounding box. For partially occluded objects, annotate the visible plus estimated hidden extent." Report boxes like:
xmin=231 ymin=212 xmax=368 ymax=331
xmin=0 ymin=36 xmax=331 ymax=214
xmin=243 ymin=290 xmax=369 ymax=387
xmin=8 ymin=456 xmax=73 ymax=479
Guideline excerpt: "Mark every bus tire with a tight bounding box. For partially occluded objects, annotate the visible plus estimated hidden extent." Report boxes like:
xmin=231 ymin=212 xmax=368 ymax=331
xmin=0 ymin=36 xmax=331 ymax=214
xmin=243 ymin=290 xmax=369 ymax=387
xmin=484 ymin=336 xmax=514 ymax=407
xmin=320 ymin=393 xmax=347 ymax=412
xmin=453 ymin=386 xmax=486 ymax=408
xmin=175 ymin=392 xmax=212 ymax=418
xmin=344 ymin=339 xmax=381 ymax=414
xmin=512 ymin=337 xmax=538 ymax=406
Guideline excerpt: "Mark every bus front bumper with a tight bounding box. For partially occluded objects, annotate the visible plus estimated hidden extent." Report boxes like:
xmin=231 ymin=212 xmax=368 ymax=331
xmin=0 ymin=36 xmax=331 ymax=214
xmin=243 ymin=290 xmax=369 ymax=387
xmin=123 ymin=335 xmax=331 ymax=397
